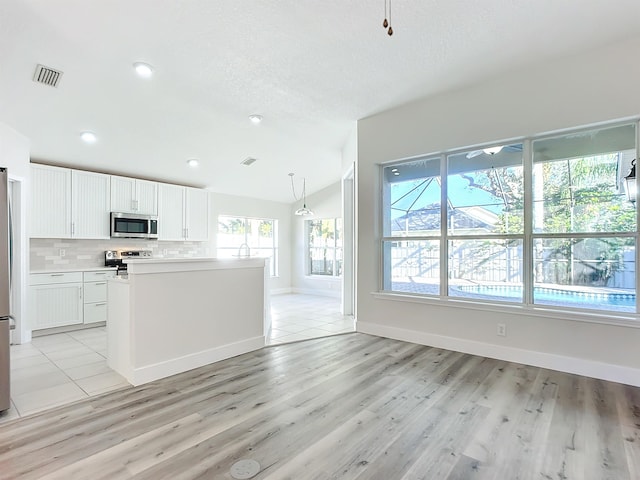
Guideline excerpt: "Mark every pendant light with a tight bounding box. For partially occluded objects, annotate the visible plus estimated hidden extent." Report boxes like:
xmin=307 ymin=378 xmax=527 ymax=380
xmin=289 ymin=173 xmax=314 ymax=216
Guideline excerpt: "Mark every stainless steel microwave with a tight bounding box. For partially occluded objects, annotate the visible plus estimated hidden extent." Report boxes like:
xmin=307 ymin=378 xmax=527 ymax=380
xmin=110 ymin=212 xmax=158 ymax=239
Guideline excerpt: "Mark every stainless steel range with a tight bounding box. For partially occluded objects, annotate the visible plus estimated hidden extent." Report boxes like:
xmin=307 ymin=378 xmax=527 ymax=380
xmin=104 ymin=250 xmax=153 ymax=274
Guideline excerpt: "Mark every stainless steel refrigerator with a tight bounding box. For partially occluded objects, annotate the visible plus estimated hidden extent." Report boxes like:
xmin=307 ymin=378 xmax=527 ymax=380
xmin=1 ymin=167 xmax=12 ymax=412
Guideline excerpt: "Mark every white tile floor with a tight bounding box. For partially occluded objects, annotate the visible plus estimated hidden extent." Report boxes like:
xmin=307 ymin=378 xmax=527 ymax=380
xmin=267 ymin=293 xmax=355 ymax=345
xmin=0 ymin=293 xmax=354 ymax=423
xmin=2 ymin=327 xmax=129 ymax=422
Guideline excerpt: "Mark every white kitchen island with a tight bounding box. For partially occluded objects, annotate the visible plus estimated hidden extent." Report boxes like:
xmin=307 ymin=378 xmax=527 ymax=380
xmin=107 ymin=257 xmax=270 ymax=386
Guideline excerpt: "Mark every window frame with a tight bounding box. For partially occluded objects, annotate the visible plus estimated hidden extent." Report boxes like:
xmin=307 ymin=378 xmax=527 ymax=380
xmin=379 ymin=120 xmax=639 ymax=320
xmin=216 ymin=215 xmax=279 ymax=277
xmin=307 ymin=217 xmax=343 ymax=277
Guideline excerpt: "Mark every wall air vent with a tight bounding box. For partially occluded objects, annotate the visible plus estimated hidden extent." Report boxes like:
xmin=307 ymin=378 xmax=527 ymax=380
xmin=241 ymin=157 xmax=257 ymax=166
xmin=33 ymin=64 xmax=63 ymax=88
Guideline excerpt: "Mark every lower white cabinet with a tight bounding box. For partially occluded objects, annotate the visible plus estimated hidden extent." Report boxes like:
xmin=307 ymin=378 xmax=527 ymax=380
xmin=30 ymin=272 xmax=83 ymax=330
xmin=83 ymin=271 xmax=115 ymax=324
xmin=30 ymin=270 xmax=117 ymax=330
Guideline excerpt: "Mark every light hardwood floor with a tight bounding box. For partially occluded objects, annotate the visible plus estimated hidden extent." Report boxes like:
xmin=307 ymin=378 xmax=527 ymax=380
xmin=0 ymin=333 xmax=638 ymax=479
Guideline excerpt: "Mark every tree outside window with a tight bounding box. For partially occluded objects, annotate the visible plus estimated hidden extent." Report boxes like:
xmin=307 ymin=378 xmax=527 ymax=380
xmin=308 ymin=218 xmax=343 ymax=276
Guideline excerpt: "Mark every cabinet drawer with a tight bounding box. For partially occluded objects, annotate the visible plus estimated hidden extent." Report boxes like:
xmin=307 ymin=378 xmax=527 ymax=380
xmin=83 ymin=270 xmax=117 ymax=282
xmin=30 ymin=272 xmax=83 ymax=285
xmin=84 ymin=302 xmax=107 ymax=324
xmin=84 ymin=281 xmax=108 ymax=304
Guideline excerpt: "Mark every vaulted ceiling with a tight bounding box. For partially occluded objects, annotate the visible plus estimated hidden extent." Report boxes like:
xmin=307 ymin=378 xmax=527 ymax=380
xmin=1 ymin=1 xmax=639 ymax=202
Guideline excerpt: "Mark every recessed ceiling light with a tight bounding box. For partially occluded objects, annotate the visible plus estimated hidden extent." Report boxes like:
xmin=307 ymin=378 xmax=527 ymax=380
xmin=80 ymin=131 xmax=97 ymax=143
xmin=186 ymin=158 xmax=199 ymax=167
xmin=133 ymin=62 xmax=154 ymax=78
xmin=248 ymin=114 xmax=263 ymax=124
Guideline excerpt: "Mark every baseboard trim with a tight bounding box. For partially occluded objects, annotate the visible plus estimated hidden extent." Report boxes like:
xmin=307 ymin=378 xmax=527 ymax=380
xmin=357 ymin=321 xmax=640 ymax=387
xmin=130 ymin=336 xmax=265 ymax=386
xmin=292 ymin=287 xmax=340 ymax=298
xmin=270 ymin=287 xmax=293 ymax=295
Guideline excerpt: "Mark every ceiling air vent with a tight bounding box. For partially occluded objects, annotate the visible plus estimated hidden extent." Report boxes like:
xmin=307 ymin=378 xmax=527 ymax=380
xmin=241 ymin=157 xmax=257 ymax=166
xmin=33 ymin=64 xmax=63 ymax=88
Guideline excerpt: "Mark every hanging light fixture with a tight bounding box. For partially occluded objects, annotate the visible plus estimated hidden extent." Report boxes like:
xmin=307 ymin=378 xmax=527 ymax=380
xmin=383 ymin=0 xmax=393 ymax=36
xmin=624 ymin=159 xmax=636 ymax=203
xmin=289 ymin=173 xmax=314 ymax=216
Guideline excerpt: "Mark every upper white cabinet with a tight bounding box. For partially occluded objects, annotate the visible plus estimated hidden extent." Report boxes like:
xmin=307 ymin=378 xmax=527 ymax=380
xmin=110 ymin=176 xmax=158 ymax=215
xmin=30 ymin=165 xmax=72 ymax=238
xmin=31 ymin=165 xmax=110 ymax=239
xmin=158 ymin=183 xmax=209 ymax=241
xmin=72 ymin=170 xmax=111 ymax=239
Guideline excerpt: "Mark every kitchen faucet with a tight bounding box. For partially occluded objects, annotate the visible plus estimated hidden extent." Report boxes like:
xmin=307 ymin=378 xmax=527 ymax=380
xmin=237 ymin=243 xmax=251 ymax=257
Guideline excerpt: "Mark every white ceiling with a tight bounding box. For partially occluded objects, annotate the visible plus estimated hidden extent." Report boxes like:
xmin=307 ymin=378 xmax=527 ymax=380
xmin=1 ymin=1 xmax=639 ymax=203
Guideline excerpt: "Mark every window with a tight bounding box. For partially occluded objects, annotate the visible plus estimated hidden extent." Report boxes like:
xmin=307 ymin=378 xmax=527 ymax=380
xmin=217 ymin=216 xmax=278 ymax=276
xmin=382 ymin=122 xmax=637 ymax=315
xmin=308 ymin=218 xmax=343 ymax=276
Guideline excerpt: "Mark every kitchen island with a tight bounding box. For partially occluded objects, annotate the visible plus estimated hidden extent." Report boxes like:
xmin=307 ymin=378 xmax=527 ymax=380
xmin=107 ymin=257 xmax=270 ymax=385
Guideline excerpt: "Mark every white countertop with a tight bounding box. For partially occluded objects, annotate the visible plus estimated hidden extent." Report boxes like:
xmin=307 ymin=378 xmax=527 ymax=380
xmin=31 ymin=266 xmax=119 ymax=274
xmin=124 ymin=256 xmax=268 ymax=275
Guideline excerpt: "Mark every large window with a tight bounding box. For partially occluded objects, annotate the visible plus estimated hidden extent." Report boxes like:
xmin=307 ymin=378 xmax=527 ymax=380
xmin=308 ymin=218 xmax=343 ymax=276
xmin=217 ymin=216 xmax=278 ymax=276
xmin=382 ymin=123 xmax=638 ymax=315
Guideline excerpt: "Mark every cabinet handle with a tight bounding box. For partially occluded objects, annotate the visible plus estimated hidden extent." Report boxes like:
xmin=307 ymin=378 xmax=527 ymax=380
xmin=93 ymin=272 xmax=106 ymax=275
xmin=50 ymin=273 xmax=64 ymax=277
xmin=94 ymin=303 xmax=106 ymax=307
xmin=94 ymin=282 xmax=107 ymax=286
xmin=71 ymin=222 xmax=75 ymax=235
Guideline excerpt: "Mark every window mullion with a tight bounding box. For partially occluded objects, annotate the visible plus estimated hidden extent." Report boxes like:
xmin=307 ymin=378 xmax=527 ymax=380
xmin=523 ymin=139 xmax=533 ymax=305
xmin=440 ymin=153 xmax=448 ymax=298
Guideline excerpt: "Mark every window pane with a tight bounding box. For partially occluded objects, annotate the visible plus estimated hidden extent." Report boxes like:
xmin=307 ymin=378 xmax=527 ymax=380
xmin=449 ymin=239 xmax=523 ymax=303
xmin=447 ymin=144 xmax=524 ymax=235
xmin=383 ymin=158 xmax=441 ymax=237
xmin=310 ymin=247 xmax=336 ymax=275
xmin=308 ymin=218 xmax=342 ymax=276
xmin=383 ymin=240 xmax=440 ymax=295
xmin=532 ymin=124 xmax=636 ymax=234
xmin=533 ymin=237 xmax=635 ymax=312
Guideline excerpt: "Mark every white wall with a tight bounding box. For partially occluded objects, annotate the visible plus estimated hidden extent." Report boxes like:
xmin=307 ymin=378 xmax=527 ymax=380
xmin=0 ymin=122 xmax=30 ymax=343
xmin=356 ymin=36 xmax=640 ymax=386
xmin=211 ymin=192 xmax=292 ymax=292
xmin=292 ymin=181 xmax=342 ymax=297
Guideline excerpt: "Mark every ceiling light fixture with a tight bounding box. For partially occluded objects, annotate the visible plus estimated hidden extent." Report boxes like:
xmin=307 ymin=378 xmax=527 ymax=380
xmin=80 ymin=131 xmax=97 ymax=143
xmin=248 ymin=114 xmax=263 ymax=124
xmin=383 ymin=0 xmax=393 ymax=36
xmin=186 ymin=158 xmax=199 ymax=167
xmin=289 ymin=173 xmax=314 ymax=216
xmin=133 ymin=62 xmax=154 ymax=78
xmin=483 ymin=146 xmax=504 ymax=155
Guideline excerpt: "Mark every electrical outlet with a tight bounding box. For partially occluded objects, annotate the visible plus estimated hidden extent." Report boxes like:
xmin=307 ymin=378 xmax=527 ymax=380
xmin=497 ymin=323 xmax=506 ymax=337
xmin=59 ymin=249 xmax=65 ymax=257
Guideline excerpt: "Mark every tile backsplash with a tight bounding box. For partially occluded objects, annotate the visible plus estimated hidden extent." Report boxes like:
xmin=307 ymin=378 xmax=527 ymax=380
xmin=30 ymin=238 xmax=211 ymax=271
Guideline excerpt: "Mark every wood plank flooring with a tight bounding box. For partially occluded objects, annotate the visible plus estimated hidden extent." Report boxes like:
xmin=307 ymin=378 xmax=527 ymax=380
xmin=0 ymin=333 xmax=639 ymax=479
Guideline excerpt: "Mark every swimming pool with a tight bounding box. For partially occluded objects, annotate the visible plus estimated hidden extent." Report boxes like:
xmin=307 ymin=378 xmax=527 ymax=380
xmin=454 ymin=284 xmax=635 ymax=311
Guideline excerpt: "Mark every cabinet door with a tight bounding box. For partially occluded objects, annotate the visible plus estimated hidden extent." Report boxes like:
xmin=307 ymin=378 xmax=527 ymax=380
xmin=30 ymin=283 xmax=83 ymax=330
xmin=185 ymin=187 xmax=209 ymax=241
xmin=30 ymin=165 xmax=72 ymax=238
xmin=136 ymin=179 xmax=158 ymax=215
xmin=72 ymin=170 xmax=111 ymax=239
xmin=158 ymin=183 xmax=185 ymax=240
xmin=110 ymin=176 xmax=137 ymax=213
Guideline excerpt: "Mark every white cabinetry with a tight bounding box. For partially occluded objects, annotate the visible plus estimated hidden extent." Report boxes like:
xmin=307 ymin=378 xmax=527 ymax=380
xmin=72 ymin=170 xmax=111 ymax=239
xmin=83 ymin=271 xmax=116 ymax=324
xmin=110 ymin=176 xmax=158 ymax=215
xmin=158 ymin=184 xmax=209 ymax=241
xmin=30 ymin=165 xmax=72 ymax=238
xmin=30 ymin=272 xmax=83 ymax=330
xmin=30 ymin=165 xmax=111 ymax=239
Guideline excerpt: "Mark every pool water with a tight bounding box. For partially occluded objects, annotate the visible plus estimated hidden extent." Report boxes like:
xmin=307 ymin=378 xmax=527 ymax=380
xmin=455 ymin=284 xmax=635 ymax=311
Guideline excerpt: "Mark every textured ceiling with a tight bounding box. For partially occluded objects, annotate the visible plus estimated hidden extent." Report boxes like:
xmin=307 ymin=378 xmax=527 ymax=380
xmin=1 ymin=0 xmax=639 ymax=202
